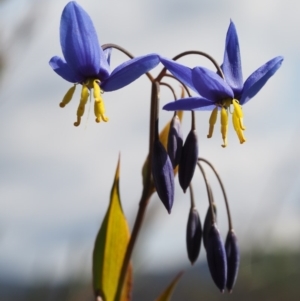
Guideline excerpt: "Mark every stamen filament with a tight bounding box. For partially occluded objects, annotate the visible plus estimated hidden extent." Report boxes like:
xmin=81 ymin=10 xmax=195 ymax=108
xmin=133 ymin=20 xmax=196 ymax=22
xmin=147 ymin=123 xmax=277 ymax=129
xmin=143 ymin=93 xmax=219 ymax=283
xmin=207 ymin=107 xmax=218 ymax=138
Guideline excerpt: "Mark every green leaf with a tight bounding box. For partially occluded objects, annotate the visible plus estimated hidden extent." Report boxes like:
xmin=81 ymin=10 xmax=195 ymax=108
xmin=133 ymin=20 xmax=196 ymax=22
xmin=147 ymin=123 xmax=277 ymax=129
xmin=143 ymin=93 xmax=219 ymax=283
xmin=154 ymin=272 xmax=183 ymax=301
xmin=93 ymin=156 xmax=131 ymax=301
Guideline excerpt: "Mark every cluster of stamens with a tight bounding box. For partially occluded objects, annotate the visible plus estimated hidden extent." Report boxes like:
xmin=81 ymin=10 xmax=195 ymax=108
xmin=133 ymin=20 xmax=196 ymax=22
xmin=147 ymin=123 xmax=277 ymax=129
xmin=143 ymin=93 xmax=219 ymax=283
xmin=59 ymin=79 xmax=109 ymax=127
xmin=207 ymin=99 xmax=246 ymax=147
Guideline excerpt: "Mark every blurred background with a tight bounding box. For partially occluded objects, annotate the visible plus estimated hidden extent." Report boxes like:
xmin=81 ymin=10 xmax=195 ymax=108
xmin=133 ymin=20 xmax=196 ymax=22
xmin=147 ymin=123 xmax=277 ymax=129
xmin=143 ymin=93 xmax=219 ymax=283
xmin=0 ymin=0 xmax=299 ymax=300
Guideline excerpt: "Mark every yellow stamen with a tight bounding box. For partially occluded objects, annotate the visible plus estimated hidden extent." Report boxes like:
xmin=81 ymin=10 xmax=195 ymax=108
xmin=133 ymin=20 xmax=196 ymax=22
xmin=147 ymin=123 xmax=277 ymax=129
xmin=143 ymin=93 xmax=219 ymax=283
xmin=233 ymin=99 xmax=246 ymax=130
xmin=74 ymin=84 xmax=89 ymax=127
xmin=220 ymin=107 xmax=228 ymax=148
xmin=93 ymin=80 xmax=109 ymax=122
xmin=94 ymin=97 xmax=109 ymax=123
xmin=207 ymin=107 xmax=218 ymax=138
xmin=60 ymin=85 xmax=76 ymax=108
xmin=232 ymin=110 xmax=246 ymax=144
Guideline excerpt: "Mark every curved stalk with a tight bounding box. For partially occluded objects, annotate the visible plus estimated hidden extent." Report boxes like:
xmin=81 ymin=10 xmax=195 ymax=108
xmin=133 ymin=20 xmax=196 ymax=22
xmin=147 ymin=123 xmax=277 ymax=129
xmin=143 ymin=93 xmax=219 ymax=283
xmin=189 ymin=183 xmax=196 ymax=208
xmin=159 ymin=82 xmax=177 ymax=101
xmin=197 ymin=162 xmax=216 ymax=223
xmin=198 ymin=157 xmax=233 ymax=230
xmin=102 ymin=43 xmax=154 ymax=82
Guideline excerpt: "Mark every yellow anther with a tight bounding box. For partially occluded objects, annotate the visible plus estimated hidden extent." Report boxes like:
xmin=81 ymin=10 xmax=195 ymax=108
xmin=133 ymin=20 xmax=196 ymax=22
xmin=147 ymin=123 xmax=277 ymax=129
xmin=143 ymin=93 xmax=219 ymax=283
xmin=232 ymin=110 xmax=246 ymax=144
xmin=94 ymin=96 xmax=109 ymax=123
xmin=233 ymin=99 xmax=246 ymax=130
xmin=220 ymin=107 xmax=228 ymax=148
xmin=74 ymin=84 xmax=89 ymax=127
xmin=232 ymin=99 xmax=243 ymax=117
xmin=60 ymin=85 xmax=76 ymax=108
xmin=93 ymin=80 xmax=101 ymax=100
xmin=207 ymin=107 xmax=218 ymax=138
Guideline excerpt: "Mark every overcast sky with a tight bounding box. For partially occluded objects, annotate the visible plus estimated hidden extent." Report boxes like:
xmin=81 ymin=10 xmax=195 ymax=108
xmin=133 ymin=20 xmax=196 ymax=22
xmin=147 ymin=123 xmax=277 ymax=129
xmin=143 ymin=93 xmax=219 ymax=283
xmin=0 ymin=0 xmax=299 ymax=282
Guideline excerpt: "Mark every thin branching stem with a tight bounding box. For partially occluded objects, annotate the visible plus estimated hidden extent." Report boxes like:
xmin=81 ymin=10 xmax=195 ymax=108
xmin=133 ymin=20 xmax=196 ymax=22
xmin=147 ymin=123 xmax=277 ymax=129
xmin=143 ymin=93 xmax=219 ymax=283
xmin=113 ymin=82 xmax=160 ymax=301
xmin=160 ymin=82 xmax=177 ymax=101
xmin=198 ymin=157 xmax=233 ymax=230
xmin=197 ymin=162 xmax=216 ymax=223
xmin=189 ymin=183 xmax=196 ymax=208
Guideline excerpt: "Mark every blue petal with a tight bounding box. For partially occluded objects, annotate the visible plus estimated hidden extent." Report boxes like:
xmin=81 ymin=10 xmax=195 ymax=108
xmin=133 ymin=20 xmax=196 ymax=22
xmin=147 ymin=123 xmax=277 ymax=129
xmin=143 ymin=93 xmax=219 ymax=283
xmin=60 ymin=2 xmax=102 ymax=78
xmin=222 ymin=21 xmax=243 ymax=95
xmin=98 ymin=47 xmax=112 ymax=80
xmin=103 ymin=47 xmax=112 ymax=66
xmin=160 ymin=57 xmax=197 ymax=93
xmin=192 ymin=67 xmax=234 ymax=101
xmin=100 ymin=54 xmax=160 ymax=91
xmin=49 ymin=56 xmax=83 ymax=83
xmin=163 ymin=97 xmax=213 ymax=111
xmin=240 ymin=56 xmax=284 ymax=105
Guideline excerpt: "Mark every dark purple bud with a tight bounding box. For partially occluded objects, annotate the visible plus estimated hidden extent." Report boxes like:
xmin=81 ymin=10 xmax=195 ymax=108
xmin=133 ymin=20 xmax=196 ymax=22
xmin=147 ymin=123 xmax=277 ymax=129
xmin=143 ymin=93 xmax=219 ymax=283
xmin=152 ymin=139 xmax=174 ymax=214
xmin=225 ymin=230 xmax=240 ymax=292
xmin=179 ymin=129 xmax=198 ymax=192
xmin=167 ymin=115 xmax=183 ymax=168
xmin=206 ymin=224 xmax=227 ymax=292
xmin=186 ymin=207 xmax=202 ymax=264
xmin=203 ymin=202 xmax=217 ymax=250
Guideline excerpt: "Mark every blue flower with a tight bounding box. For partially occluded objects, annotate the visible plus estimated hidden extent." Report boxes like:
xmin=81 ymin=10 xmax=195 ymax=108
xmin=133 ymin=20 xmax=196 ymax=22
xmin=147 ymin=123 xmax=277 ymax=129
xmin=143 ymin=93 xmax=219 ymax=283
xmin=49 ymin=1 xmax=159 ymax=126
xmin=161 ymin=21 xmax=283 ymax=147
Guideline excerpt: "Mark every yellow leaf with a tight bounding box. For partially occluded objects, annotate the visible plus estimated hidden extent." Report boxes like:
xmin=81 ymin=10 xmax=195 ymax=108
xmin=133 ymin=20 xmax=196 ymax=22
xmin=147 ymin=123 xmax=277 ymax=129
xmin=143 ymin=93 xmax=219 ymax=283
xmin=93 ymin=156 xmax=131 ymax=301
xmin=154 ymin=272 xmax=183 ymax=301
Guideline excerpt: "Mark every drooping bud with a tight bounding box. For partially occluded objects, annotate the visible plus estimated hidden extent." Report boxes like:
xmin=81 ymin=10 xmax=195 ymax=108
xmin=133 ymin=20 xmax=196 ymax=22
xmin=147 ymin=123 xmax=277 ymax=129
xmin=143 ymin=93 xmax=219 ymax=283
xmin=186 ymin=207 xmax=202 ymax=264
xmin=167 ymin=114 xmax=183 ymax=168
xmin=225 ymin=230 xmax=240 ymax=292
xmin=206 ymin=224 xmax=227 ymax=292
xmin=203 ymin=201 xmax=217 ymax=250
xmin=152 ymin=138 xmax=175 ymax=214
xmin=179 ymin=130 xmax=198 ymax=193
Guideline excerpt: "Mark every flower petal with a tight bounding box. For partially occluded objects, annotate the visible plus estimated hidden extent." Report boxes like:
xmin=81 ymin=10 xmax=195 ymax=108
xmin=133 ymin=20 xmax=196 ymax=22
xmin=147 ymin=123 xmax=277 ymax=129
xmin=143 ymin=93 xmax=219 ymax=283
xmin=98 ymin=47 xmax=112 ymax=80
xmin=163 ymin=97 xmax=213 ymax=111
xmin=101 ymin=54 xmax=160 ymax=91
xmin=240 ymin=56 xmax=284 ymax=105
xmin=222 ymin=21 xmax=243 ymax=95
xmin=49 ymin=56 xmax=83 ymax=83
xmin=192 ymin=67 xmax=234 ymax=101
xmin=160 ymin=57 xmax=197 ymax=93
xmin=60 ymin=2 xmax=102 ymax=78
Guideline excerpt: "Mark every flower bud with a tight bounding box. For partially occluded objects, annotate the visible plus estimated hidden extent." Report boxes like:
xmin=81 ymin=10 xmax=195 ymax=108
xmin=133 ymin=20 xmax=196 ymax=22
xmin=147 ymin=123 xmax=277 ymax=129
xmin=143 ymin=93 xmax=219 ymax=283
xmin=179 ymin=129 xmax=198 ymax=192
xmin=225 ymin=230 xmax=240 ymax=292
xmin=203 ymin=202 xmax=217 ymax=250
xmin=167 ymin=114 xmax=183 ymax=168
xmin=186 ymin=207 xmax=202 ymax=264
xmin=152 ymin=139 xmax=174 ymax=214
xmin=206 ymin=224 xmax=227 ymax=292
